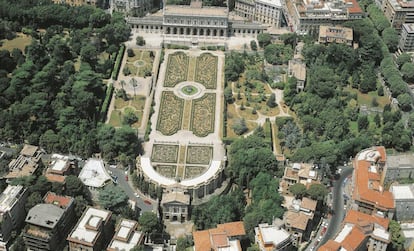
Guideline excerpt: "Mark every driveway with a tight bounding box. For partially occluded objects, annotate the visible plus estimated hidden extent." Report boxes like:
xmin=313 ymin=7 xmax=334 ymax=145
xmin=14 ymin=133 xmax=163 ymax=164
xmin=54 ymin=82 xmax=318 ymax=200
xmin=108 ymin=166 xmax=155 ymax=213
xmin=316 ymin=166 xmax=353 ymax=248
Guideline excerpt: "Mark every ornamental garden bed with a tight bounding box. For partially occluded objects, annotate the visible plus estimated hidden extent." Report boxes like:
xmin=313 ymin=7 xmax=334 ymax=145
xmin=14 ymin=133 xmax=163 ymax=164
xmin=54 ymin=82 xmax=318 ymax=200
xmin=186 ymin=146 xmax=212 ymax=165
xmin=184 ymin=166 xmax=207 ymax=179
xmin=190 ymin=93 xmax=216 ymax=137
xmin=157 ymin=91 xmax=184 ymax=135
xmin=151 ymin=144 xmax=179 ymax=163
xmin=155 ymin=165 xmax=176 ymax=178
xmin=164 ymin=52 xmax=189 ymax=87
xmin=195 ymin=53 xmax=218 ymax=89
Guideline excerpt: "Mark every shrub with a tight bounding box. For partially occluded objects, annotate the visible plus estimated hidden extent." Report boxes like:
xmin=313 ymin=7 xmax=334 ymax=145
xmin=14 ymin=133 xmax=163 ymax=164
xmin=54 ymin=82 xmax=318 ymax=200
xmin=123 ymin=66 xmax=131 ymax=76
xmin=100 ymin=84 xmax=114 ymax=122
xmin=127 ymin=48 xmax=135 ymax=57
xmin=136 ymin=36 xmax=145 ymax=46
xmin=112 ymin=44 xmax=126 ymax=80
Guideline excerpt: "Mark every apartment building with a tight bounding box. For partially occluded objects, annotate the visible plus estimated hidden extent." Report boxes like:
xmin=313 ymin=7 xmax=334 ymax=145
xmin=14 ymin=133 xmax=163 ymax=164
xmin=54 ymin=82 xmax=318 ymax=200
xmin=67 ymin=207 xmax=114 ymax=251
xmin=255 ymin=219 xmax=292 ymax=251
xmin=51 ymin=0 xmax=97 ymax=6
xmin=318 ymin=25 xmax=353 ymax=46
xmin=0 ymin=185 xmax=28 ymax=250
xmin=193 ymin=221 xmax=246 ymax=251
xmin=24 ymin=192 xmax=75 ymax=251
xmin=5 ymin=144 xmax=43 ymax=180
xmin=382 ymin=0 xmax=414 ymax=31
xmin=235 ymin=0 xmax=283 ymax=27
xmin=351 ymin=147 xmax=395 ymax=218
xmin=286 ymin=0 xmax=363 ymax=35
xmin=280 ymin=163 xmax=318 ymax=195
xmin=45 ymin=154 xmax=78 ymax=184
xmin=107 ymin=219 xmax=144 ymax=251
xmin=319 ymin=210 xmax=391 ymax=251
xmin=399 ymin=23 xmax=414 ymax=52
xmin=110 ymin=0 xmax=153 ymax=17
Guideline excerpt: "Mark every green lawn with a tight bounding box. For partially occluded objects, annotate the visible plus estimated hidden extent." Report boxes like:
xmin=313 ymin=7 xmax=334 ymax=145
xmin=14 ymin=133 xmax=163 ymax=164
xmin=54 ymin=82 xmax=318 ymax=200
xmin=0 ymin=33 xmax=32 ymax=52
xmin=344 ymin=87 xmax=390 ymax=109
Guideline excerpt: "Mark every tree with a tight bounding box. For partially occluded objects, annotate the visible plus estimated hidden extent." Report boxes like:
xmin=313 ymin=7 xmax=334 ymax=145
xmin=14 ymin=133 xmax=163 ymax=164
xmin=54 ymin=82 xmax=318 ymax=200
xmin=382 ymin=27 xmax=399 ymax=52
xmin=127 ymin=48 xmax=135 ymax=57
xmin=224 ymin=86 xmax=234 ymax=104
xmin=176 ymin=236 xmax=193 ymax=250
xmin=98 ymin=184 xmax=128 ymax=210
xmin=357 ymin=115 xmax=369 ymax=131
xmin=232 ymin=118 xmax=248 ymax=135
xmin=250 ymin=40 xmax=257 ymax=51
xmin=139 ymin=212 xmax=160 ymax=234
xmin=25 ymin=192 xmax=42 ymax=211
xmin=397 ymin=93 xmax=412 ymax=112
xmin=389 ymin=220 xmax=405 ymax=251
xmin=266 ymin=93 xmax=277 ymax=108
xmin=374 ymin=113 xmax=381 ymax=127
xmin=31 ymin=176 xmax=52 ymax=196
xmin=74 ymin=196 xmax=89 ymax=218
xmin=123 ymin=108 xmax=139 ymax=125
xmin=65 ymin=175 xmax=88 ymax=197
xmin=264 ymin=44 xmax=293 ymax=65
xmin=401 ymin=62 xmax=414 ymax=82
xmin=306 ymin=183 xmax=328 ymax=201
xmin=136 ymin=36 xmax=145 ymax=46
xmin=396 ymin=53 xmax=412 ymax=69
xmin=289 ymin=183 xmax=307 ymax=198
xmin=257 ymin=33 xmax=272 ymax=48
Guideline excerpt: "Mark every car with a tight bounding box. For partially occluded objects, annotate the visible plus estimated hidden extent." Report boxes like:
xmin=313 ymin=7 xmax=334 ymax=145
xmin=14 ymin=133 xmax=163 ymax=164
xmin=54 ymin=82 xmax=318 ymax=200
xmin=144 ymin=200 xmax=152 ymax=205
xmin=134 ymin=192 xmax=140 ymax=198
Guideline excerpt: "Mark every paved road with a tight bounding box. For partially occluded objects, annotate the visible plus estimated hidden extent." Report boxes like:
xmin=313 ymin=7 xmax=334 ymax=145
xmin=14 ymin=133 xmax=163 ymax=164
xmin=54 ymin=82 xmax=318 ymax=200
xmin=108 ymin=166 xmax=154 ymax=213
xmin=317 ymin=166 xmax=353 ymax=248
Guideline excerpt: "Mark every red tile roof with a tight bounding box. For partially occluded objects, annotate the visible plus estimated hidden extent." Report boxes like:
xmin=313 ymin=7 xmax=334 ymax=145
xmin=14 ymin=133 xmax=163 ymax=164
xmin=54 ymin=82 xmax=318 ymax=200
xmin=45 ymin=173 xmax=66 ymax=183
xmin=193 ymin=222 xmax=246 ymax=251
xmin=346 ymin=0 xmax=363 ymax=13
xmin=319 ymin=240 xmax=341 ymax=251
xmin=353 ymin=147 xmax=394 ymax=210
xmin=342 ymin=226 xmax=366 ymax=250
xmin=43 ymin=191 xmax=73 ymax=209
xmin=216 ymin=221 xmax=246 ymax=236
xmin=345 ymin=210 xmax=389 ymax=229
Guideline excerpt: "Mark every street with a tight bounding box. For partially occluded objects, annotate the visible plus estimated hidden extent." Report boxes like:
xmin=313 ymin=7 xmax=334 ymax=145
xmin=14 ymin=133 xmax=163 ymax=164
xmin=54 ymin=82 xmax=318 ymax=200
xmin=108 ymin=166 xmax=155 ymax=213
xmin=316 ymin=166 xmax=353 ymax=248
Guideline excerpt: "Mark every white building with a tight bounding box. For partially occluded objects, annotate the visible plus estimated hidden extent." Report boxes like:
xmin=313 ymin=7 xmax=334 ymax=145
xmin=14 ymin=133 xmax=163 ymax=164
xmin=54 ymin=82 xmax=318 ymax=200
xmin=255 ymin=220 xmax=292 ymax=251
xmin=0 ymin=185 xmax=28 ymax=250
xmin=385 ymin=153 xmax=414 ymax=183
xmin=78 ymin=159 xmax=112 ymax=189
xmin=390 ymin=184 xmax=414 ymax=221
xmin=67 ymin=207 xmax=113 ymax=251
xmin=107 ymin=219 xmax=144 ymax=251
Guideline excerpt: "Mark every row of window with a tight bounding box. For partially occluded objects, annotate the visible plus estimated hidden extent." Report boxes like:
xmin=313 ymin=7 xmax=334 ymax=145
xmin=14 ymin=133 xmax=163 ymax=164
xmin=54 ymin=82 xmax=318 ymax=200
xmin=165 ymin=19 xmax=226 ymax=26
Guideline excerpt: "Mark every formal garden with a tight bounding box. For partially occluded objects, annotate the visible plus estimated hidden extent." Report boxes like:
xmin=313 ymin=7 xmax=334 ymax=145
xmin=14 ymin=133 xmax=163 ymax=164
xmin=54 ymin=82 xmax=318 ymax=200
xmin=157 ymin=91 xmax=185 ymax=135
xmin=184 ymin=166 xmax=207 ymax=179
xmin=195 ymin=53 xmax=218 ymax=89
xmin=164 ymin=51 xmax=189 ymax=87
xmin=108 ymin=95 xmax=146 ymax=128
xmin=190 ymin=93 xmax=216 ymax=137
xmin=154 ymin=165 xmax=177 ymax=178
xmin=151 ymin=144 xmax=179 ymax=163
xmin=186 ymin=146 xmax=213 ymax=165
xmin=124 ymin=49 xmax=154 ymax=77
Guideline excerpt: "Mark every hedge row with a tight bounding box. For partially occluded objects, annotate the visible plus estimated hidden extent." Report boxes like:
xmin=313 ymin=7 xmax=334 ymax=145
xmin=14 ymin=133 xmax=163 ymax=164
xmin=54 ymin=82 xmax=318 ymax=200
xmin=165 ymin=44 xmax=190 ymax=50
xmin=111 ymin=44 xmax=126 ymax=80
xmin=100 ymin=83 xmax=114 ymax=122
xmin=200 ymin=45 xmax=226 ymax=51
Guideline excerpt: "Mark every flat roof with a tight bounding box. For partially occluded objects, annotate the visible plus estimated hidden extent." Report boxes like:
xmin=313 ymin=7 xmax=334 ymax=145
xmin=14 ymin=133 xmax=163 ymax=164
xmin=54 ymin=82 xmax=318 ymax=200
xmin=0 ymin=185 xmax=24 ymax=213
xmin=50 ymin=159 xmax=68 ymax=172
xmin=387 ymin=154 xmax=414 ymax=169
xmin=108 ymin=232 xmax=143 ymax=250
xmin=258 ymin=223 xmax=290 ymax=246
xmin=26 ymin=204 xmax=64 ymax=229
xmin=164 ymin=5 xmax=228 ymax=17
xmin=20 ymin=144 xmax=39 ymax=157
xmin=256 ymin=0 xmax=282 ymax=8
xmin=68 ymin=207 xmax=111 ymax=245
xmin=373 ymin=227 xmax=390 ymax=241
xmin=334 ymin=223 xmax=353 ymax=243
xmin=78 ymin=159 xmax=111 ymax=188
xmin=391 ymin=184 xmax=414 ymax=200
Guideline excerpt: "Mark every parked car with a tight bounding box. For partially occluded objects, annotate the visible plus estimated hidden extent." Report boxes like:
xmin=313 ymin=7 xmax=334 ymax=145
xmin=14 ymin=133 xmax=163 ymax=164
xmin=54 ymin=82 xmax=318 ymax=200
xmin=144 ymin=200 xmax=152 ymax=205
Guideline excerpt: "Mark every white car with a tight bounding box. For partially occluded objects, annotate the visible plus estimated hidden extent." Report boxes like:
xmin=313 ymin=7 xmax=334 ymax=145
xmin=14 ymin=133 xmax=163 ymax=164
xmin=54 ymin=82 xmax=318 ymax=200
xmin=134 ymin=193 xmax=140 ymax=198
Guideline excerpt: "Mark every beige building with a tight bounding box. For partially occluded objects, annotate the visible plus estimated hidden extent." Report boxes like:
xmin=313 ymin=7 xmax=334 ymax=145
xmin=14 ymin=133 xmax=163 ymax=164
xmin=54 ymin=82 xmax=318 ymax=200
xmin=107 ymin=219 xmax=144 ymax=251
xmin=235 ymin=0 xmax=283 ymax=27
xmin=110 ymin=0 xmax=153 ymax=17
xmin=280 ymin=163 xmax=318 ymax=195
xmin=67 ymin=207 xmax=114 ymax=251
xmin=52 ymin=0 xmax=97 ymax=6
xmin=0 ymin=185 xmax=28 ymax=250
xmin=161 ymin=189 xmax=190 ymax=222
xmin=318 ymin=25 xmax=353 ymax=46
xmin=5 ymin=144 xmax=43 ymax=180
xmin=286 ymin=0 xmax=363 ymax=35
xmin=382 ymin=0 xmax=414 ymax=31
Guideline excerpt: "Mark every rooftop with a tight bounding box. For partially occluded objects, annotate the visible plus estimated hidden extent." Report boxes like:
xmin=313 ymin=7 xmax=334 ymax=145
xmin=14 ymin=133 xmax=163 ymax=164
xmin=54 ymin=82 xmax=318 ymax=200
xmin=319 ymin=25 xmax=353 ymax=40
xmin=353 ymin=147 xmax=394 ymax=210
xmin=391 ymin=184 xmax=414 ymax=200
xmin=256 ymin=223 xmax=290 ymax=246
xmin=256 ymin=0 xmax=282 ymax=8
xmin=45 ymin=173 xmax=66 ymax=183
xmin=78 ymin=159 xmax=111 ymax=188
xmin=193 ymin=221 xmax=246 ymax=251
xmin=344 ymin=210 xmax=389 ymax=229
xmin=25 ymin=204 xmax=64 ymax=229
xmin=161 ymin=191 xmax=190 ymax=204
xmin=108 ymin=219 xmax=143 ymax=251
xmin=0 ymin=185 xmax=25 ymax=213
xmin=285 ymin=211 xmax=309 ymax=231
xmin=49 ymin=158 xmax=70 ymax=173
xmin=43 ymin=192 xmax=73 ymax=209
xmin=387 ymin=153 xmax=414 ymax=169
xmin=164 ymin=5 xmax=228 ymax=17
xmin=68 ymin=207 xmax=111 ymax=245
xmin=20 ymin=144 xmax=39 ymax=157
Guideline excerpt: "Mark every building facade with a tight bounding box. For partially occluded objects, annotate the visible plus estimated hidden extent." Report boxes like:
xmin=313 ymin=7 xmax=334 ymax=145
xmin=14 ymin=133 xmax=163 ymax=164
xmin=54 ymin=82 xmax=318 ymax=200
xmin=0 ymin=185 xmax=28 ymax=250
xmin=110 ymin=0 xmax=153 ymax=17
xmin=285 ymin=0 xmax=363 ymax=35
xmin=382 ymin=0 xmax=414 ymax=31
xmin=399 ymin=23 xmax=414 ymax=52
xmin=67 ymin=207 xmax=114 ymax=251
xmin=234 ymin=0 xmax=283 ymax=27
xmin=161 ymin=190 xmax=190 ymax=222
xmin=24 ymin=192 xmax=75 ymax=251
xmin=318 ymin=25 xmax=353 ymax=46
xmin=52 ymin=0 xmax=97 ymax=6
xmin=390 ymin=184 xmax=414 ymax=221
